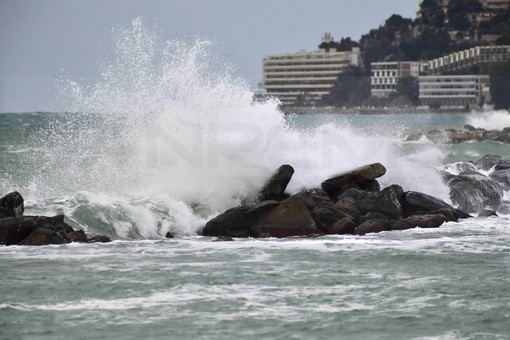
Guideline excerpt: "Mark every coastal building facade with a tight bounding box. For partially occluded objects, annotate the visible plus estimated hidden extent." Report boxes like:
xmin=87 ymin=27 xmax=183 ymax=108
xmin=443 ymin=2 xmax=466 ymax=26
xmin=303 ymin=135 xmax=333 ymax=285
xmin=419 ymin=74 xmax=490 ymax=108
xmin=260 ymin=34 xmax=361 ymax=106
xmin=370 ymin=61 xmax=421 ymax=97
xmin=423 ymin=45 xmax=510 ymax=75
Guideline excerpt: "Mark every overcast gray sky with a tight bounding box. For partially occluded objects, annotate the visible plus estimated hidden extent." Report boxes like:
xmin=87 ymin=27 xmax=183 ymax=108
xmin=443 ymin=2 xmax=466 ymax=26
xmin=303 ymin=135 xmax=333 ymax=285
xmin=0 ymin=0 xmax=418 ymax=112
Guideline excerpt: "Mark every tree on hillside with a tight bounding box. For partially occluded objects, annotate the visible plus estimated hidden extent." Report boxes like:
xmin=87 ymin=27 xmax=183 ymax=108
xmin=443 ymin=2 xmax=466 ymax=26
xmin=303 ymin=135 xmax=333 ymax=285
xmin=395 ymin=77 xmax=419 ymax=105
xmin=488 ymin=63 xmax=510 ymax=109
xmin=322 ymin=66 xmax=370 ymax=107
xmin=447 ymin=0 xmax=483 ymax=31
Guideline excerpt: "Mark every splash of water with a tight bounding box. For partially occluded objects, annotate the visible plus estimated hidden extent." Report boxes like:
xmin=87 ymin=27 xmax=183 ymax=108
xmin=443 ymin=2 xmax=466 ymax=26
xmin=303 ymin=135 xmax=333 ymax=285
xmin=466 ymin=110 xmax=510 ymax=130
xmin=18 ymin=18 xmax=450 ymax=238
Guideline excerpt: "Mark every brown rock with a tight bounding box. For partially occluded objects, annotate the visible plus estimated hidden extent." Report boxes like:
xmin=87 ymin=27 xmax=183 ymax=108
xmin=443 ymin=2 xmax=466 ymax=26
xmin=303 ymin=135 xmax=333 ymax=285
xmin=324 ymin=217 xmax=356 ymax=235
xmin=18 ymin=228 xmax=68 ymax=246
xmin=251 ymin=196 xmax=321 ymax=238
xmin=354 ymin=219 xmax=392 ymax=235
xmin=258 ymin=164 xmax=294 ymax=201
xmin=68 ymin=230 xmax=88 ymax=242
xmin=321 ymin=163 xmax=387 ymax=199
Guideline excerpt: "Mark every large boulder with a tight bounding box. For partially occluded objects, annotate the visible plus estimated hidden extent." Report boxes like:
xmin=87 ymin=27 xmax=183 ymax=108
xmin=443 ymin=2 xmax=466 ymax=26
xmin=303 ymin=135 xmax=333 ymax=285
xmin=339 ymin=185 xmax=403 ymax=220
xmin=475 ymin=154 xmax=503 ymax=171
xmin=490 ymin=168 xmax=510 ymax=187
xmin=202 ymin=196 xmax=321 ymax=238
xmin=0 ymin=215 xmax=70 ymax=245
xmin=18 ymin=228 xmax=68 ymax=246
xmin=446 ymin=172 xmax=503 ymax=213
xmin=0 ymin=191 xmax=24 ymax=218
xmin=321 ymin=163 xmax=386 ymax=199
xmin=202 ymin=201 xmax=279 ymax=237
xmin=402 ymin=191 xmax=469 ymax=219
xmin=258 ymin=165 xmax=294 ymax=201
xmin=250 ymin=196 xmax=322 ymax=238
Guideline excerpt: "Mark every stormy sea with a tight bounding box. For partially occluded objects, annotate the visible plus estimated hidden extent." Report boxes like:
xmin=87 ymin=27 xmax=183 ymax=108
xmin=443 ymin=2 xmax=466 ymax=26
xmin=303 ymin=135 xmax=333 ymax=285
xmin=1 ymin=20 xmax=510 ymax=339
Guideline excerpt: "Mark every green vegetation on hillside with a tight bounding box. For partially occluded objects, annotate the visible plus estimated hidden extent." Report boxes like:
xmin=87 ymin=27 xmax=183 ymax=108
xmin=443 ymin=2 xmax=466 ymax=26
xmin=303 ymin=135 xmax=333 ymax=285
xmin=321 ymin=1 xmax=510 ymax=108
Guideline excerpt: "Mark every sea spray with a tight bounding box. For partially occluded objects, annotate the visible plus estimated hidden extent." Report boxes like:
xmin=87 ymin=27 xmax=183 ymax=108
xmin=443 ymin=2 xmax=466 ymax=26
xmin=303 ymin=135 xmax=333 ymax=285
xmin=11 ymin=19 xmax=450 ymax=238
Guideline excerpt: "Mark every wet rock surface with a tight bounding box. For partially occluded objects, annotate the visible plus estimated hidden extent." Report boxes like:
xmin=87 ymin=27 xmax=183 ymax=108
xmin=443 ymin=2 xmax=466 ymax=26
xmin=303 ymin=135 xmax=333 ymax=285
xmin=0 ymin=192 xmax=112 ymax=246
xmin=202 ymin=163 xmax=474 ymax=239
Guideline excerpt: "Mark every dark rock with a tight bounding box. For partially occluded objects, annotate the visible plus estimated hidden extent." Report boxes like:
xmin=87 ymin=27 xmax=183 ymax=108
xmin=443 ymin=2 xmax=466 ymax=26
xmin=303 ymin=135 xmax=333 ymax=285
xmin=411 ymin=208 xmax=459 ymax=222
xmin=0 ymin=215 xmax=70 ymax=245
xmin=0 ymin=191 xmax=24 ymax=218
xmin=463 ymin=124 xmax=476 ymax=131
xmin=359 ymin=212 xmax=392 ymax=224
xmin=354 ymin=219 xmax=392 ymax=235
xmin=87 ymin=235 xmax=112 ymax=243
xmin=392 ymin=214 xmax=446 ymax=231
xmin=334 ymin=196 xmax=362 ymax=221
xmin=494 ymin=160 xmax=510 ymax=171
xmin=250 ymin=196 xmax=322 ymax=238
xmin=18 ymin=228 xmax=68 ymax=246
xmin=258 ymin=165 xmax=294 ymax=201
xmin=202 ymin=206 xmax=253 ymax=237
xmin=475 ymin=154 xmax=502 ymax=171
xmin=324 ymin=217 xmax=356 ymax=235
xmin=295 ymin=188 xmax=334 ymax=210
xmin=321 ymin=163 xmax=386 ymax=199
xmin=478 ymin=209 xmax=498 ymax=217
xmin=402 ymin=191 xmax=468 ymax=219
xmin=202 ymin=200 xmax=279 ymax=237
xmin=309 ymin=205 xmax=349 ymax=231
xmin=489 ymin=169 xmax=510 ymax=187
xmin=446 ymin=173 xmax=503 ymax=213
xmin=68 ymin=230 xmax=88 ymax=242
xmin=341 ymin=186 xmax=403 ymax=220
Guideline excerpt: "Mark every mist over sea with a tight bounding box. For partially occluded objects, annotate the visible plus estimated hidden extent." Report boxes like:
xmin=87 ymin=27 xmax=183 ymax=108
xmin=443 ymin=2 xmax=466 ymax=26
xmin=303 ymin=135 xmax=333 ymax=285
xmin=1 ymin=20 xmax=510 ymax=339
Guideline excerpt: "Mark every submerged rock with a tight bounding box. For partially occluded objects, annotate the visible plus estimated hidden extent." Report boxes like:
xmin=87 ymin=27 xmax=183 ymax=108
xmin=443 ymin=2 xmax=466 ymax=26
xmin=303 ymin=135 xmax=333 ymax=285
xmin=392 ymin=214 xmax=446 ymax=230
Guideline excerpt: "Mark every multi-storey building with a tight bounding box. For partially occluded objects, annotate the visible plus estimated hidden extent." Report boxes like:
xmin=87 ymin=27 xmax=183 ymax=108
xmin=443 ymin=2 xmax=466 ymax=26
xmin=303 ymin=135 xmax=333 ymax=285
xmin=260 ymin=34 xmax=361 ymax=106
xmin=370 ymin=61 xmax=421 ymax=97
xmin=419 ymin=75 xmax=490 ymax=107
xmin=423 ymin=45 xmax=510 ymax=75
xmin=481 ymin=0 xmax=510 ymax=10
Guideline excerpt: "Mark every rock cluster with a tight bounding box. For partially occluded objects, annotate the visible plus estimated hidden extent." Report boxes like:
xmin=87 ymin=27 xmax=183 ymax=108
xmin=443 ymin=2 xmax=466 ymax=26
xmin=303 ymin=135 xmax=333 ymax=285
xmin=442 ymin=154 xmax=510 ymax=215
xmin=202 ymin=163 xmax=470 ymax=238
xmin=407 ymin=125 xmax=510 ymax=144
xmin=0 ymin=192 xmax=111 ymax=246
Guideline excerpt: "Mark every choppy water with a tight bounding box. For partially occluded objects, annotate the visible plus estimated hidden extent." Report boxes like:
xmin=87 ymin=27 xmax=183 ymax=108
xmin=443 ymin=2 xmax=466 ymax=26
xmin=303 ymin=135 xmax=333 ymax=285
xmin=2 ymin=19 xmax=510 ymax=339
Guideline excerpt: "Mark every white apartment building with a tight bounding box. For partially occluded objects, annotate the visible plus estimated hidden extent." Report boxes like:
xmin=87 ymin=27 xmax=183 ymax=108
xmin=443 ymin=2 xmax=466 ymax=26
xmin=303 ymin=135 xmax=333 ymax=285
xmin=261 ymin=34 xmax=361 ymax=106
xmin=423 ymin=45 xmax=510 ymax=74
xmin=370 ymin=61 xmax=421 ymax=97
xmin=419 ymin=75 xmax=490 ymax=107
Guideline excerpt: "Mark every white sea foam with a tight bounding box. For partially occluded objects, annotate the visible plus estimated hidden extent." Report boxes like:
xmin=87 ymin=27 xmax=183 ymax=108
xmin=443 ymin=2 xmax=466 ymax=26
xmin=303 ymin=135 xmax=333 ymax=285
xmin=466 ymin=110 xmax=510 ymax=130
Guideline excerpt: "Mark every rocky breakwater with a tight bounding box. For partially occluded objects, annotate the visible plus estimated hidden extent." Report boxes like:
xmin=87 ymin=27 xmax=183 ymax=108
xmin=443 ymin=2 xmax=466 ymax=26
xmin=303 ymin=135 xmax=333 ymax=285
xmin=0 ymin=191 xmax=111 ymax=246
xmin=406 ymin=125 xmax=510 ymax=144
xmin=202 ymin=163 xmax=470 ymax=238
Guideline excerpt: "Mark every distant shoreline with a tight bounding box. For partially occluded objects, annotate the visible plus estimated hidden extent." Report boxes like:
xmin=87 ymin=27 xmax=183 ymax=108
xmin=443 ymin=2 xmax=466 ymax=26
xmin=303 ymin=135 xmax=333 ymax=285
xmin=279 ymin=106 xmax=501 ymax=115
